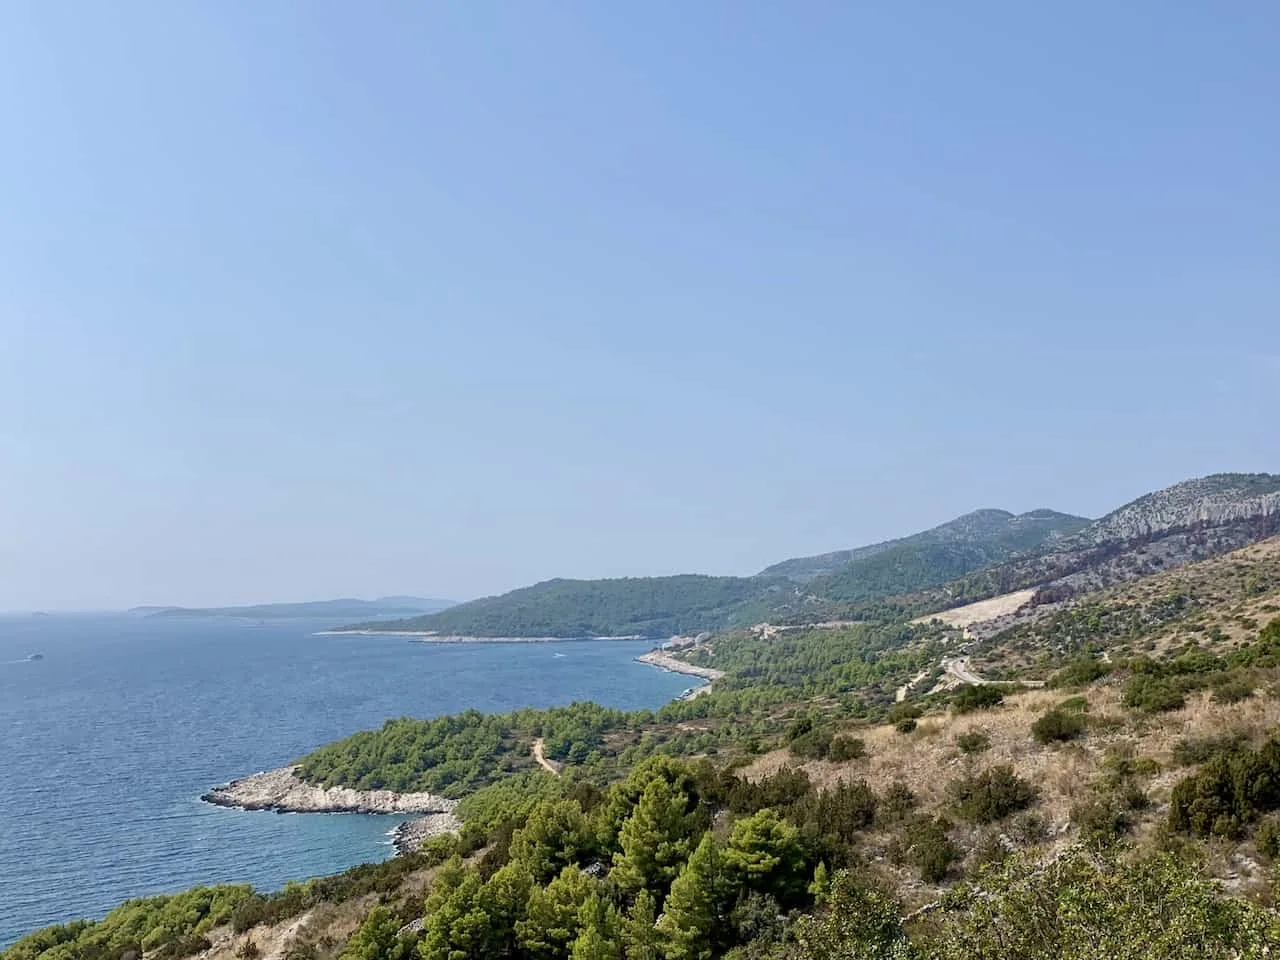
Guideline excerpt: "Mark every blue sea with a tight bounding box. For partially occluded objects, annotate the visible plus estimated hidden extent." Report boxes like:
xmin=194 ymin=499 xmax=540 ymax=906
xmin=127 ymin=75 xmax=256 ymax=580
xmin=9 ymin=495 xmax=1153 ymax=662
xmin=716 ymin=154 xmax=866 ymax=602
xmin=0 ymin=614 xmax=690 ymax=946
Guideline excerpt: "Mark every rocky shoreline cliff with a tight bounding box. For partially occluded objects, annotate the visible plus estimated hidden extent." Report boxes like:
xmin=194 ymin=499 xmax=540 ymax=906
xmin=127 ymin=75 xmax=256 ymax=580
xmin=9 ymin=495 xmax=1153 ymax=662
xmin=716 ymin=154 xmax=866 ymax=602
xmin=203 ymin=766 xmax=462 ymax=855
xmin=203 ymin=765 xmax=458 ymax=815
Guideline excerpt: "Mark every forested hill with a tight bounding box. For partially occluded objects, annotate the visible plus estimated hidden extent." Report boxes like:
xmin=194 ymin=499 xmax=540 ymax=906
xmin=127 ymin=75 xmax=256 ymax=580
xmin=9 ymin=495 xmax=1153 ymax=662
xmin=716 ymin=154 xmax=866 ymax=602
xmin=344 ymin=476 xmax=1280 ymax=639
xmin=350 ymin=509 xmax=1089 ymax=638
xmin=343 ymin=575 xmax=806 ymax=638
xmin=760 ymin=508 xmax=1090 ymax=581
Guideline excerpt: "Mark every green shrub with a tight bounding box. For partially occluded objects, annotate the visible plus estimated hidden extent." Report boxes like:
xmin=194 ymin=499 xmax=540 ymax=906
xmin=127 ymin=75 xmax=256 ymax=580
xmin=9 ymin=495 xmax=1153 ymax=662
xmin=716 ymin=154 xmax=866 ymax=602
xmin=1256 ymin=815 xmax=1280 ymax=859
xmin=951 ymin=685 xmax=1004 ymax=715
xmin=1057 ymin=696 xmax=1089 ymax=713
xmin=956 ymin=730 xmax=991 ymax=755
xmin=1171 ymin=731 xmax=1247 ymax=767
xmin=1122 ymin=675 xmax=1185 ymax=714
xmin=1031 ymin=709 xmax=1086 ymax=745
xmin=895 ymin=718 xmax=917 ymax=734
xmin=1010 ymin=811 xmax=1049 ymax=845
xmin=1071 ymin=799 xmax=1128 ymax=844
xmin=1132 ymin=757 xmax=1161 ymax=777
xmin=947 ymin=766 xmax=1038 ymax=824
xmin=1211 ymin=677 xmax=1254 ymax=704
xmin=788 ymin=728 xmax=834 ymax=759
xmin=1168 ymin=737 xmax=1280 ymax=837
xmin=877 ymin=782 xmax=916 ymax=824
xmin=827 ymin=735 xmax=867 ymax=762
xmin=903 ymin=817 xmax=957 ymax=883
xmin=1049 ymin=658 xmax=1111 ymax=689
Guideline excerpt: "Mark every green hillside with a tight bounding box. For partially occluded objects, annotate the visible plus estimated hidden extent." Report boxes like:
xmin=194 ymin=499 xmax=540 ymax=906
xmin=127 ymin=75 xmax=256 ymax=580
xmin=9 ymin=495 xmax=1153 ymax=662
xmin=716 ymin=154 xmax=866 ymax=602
xmin=763 ymin=509 xmax=1090 ymax=581
xmin=353 ymin=510 xmax=1089 ymax=638
xmin=344 ymin=574 xmax=806 ymax=638
xmin=802 ymin=510 xmax=1090 ymax=603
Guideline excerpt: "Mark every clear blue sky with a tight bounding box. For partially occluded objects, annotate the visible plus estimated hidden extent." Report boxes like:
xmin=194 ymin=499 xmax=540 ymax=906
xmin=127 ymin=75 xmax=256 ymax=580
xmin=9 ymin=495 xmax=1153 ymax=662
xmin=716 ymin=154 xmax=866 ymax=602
xmin=3 ymin=3 xmax=1277 ymax=610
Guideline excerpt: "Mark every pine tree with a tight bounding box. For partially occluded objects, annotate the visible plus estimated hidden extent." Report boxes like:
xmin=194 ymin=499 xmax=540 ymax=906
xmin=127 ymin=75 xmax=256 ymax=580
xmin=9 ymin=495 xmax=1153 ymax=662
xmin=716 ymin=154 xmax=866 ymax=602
xmin=611 ymin=779 xmax=695 ymax=897
xmin=725 ymin=808 xmax=809 ymax=907
xmin=569 ymin=894 xmax=622 ymax=960
xmin=417 ymin=872 xmax=491 ymax=960
xmin=622 ymin=889 xmax=663 ymax=960
xmin=810 ymin=861 xmax=831 ymax=906
xmin=516 ymin=866 xmax=597 ymax=960
xmin=656 ymin=834 xmax=730 ymax=960
xmin=337 ymin=907 xmax=417 ymax=960
xmin=510 ymin=799 xmax=593 ymax=884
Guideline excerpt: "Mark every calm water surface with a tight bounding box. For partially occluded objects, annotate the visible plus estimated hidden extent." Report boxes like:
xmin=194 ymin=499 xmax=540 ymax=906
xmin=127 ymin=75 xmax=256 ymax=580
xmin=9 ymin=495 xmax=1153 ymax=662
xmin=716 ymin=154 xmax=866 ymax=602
xmin=0 ymin=615 xmax=688 ymax=945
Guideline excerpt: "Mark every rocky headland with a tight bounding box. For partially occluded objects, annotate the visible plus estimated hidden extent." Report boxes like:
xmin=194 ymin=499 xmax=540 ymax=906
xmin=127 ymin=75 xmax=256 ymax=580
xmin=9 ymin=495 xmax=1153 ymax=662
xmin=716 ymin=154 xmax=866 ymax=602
xmin=636 ymin=649 xmax=725 ymax=682
xmin=203 ymin=765 xmax=459 ymax=818
xmin=203 ymin=766 xmax=462 ymax=855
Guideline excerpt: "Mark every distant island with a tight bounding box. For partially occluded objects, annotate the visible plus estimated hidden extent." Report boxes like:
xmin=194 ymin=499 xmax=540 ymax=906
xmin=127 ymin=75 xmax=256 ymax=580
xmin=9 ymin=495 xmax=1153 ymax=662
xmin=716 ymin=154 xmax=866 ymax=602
xmin=134 ymin=596 xmax=455 ymax=620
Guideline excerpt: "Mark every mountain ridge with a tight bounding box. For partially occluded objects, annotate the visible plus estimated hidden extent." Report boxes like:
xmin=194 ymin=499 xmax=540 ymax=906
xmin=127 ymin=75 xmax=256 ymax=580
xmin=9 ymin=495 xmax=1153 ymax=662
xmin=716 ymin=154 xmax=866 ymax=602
xmin=760 ymin=507 xmax=1090 ymax=581
xmin=354 ymin=473 xmax=1280 ymax=639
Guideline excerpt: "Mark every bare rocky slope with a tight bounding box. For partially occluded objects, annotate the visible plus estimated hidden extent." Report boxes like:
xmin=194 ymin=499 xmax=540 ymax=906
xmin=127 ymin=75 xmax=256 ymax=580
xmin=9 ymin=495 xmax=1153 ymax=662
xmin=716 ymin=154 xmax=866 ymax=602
xmin=917 ymin=473 xmax=1280 ymax=614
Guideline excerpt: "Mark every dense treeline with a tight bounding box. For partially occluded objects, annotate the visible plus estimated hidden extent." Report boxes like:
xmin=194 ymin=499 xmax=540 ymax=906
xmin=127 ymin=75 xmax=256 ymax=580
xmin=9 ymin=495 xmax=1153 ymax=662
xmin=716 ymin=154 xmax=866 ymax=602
xmin=296 ymin=703 xmax=640 ymax=795
xmin=344 ymin=576 xmax=808 ymax=639
xmin=298 ymin=620 xmax=936 ymax=795
xmin=346 ymin=509 xmax=1090 ymax=640
xmin=286 ymin=760 xmax=1279 ymax=959
xmin=2 ymin=886 xmax=252 ymax=960
xmin=679 ymin=622 xmax=934 ymax=701
xmin=804 ymin=542 xmax=1024 ymax=605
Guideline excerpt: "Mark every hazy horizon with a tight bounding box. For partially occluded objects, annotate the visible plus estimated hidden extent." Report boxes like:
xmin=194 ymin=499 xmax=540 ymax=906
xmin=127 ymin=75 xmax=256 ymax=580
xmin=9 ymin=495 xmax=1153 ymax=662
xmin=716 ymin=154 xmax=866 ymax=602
xmin=5 ymin=4 xmax=1278 ymax=611
xmin=9 ymin=472 xmax=1277 ymax=613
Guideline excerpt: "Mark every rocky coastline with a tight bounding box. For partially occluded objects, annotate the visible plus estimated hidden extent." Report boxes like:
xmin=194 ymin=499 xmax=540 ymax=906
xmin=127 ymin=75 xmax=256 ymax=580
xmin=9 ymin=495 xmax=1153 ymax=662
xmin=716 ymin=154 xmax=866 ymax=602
xmin=206 ymin=653 xmax=718 ymax=857
xmin=390 ymin=814 xmax=462 ymax=855
xmin=203 ymin=766 xmax=462 ymax=856
xmin=203 ymin=765 xmax=459 ymax=818
xmin=635 ymin=649 xmax=725 ymax=683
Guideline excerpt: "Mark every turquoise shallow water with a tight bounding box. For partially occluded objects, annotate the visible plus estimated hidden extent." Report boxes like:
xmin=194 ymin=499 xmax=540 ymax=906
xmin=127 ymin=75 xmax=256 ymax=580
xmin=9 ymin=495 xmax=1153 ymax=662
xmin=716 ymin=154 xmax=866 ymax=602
xmin=0 ymin=614 xmax=689 ymax=946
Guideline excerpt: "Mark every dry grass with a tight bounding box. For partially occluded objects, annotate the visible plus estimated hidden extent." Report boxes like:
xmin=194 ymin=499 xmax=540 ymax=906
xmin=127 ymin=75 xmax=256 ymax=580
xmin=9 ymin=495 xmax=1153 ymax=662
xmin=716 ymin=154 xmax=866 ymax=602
xmin=972 ymin=536 xmax=1280 ymax=675
xmin=198 ymin=863 xmax=441 ymax=960
xmin=741 ymin=680 xmax=1280 ymax=866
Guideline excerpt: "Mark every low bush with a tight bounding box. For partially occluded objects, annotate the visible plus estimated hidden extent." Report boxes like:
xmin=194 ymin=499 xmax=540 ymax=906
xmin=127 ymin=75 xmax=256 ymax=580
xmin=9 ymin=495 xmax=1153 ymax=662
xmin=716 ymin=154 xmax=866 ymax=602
xmin=947 ymin=766 xmax=1038 ymax=824
xmin=888 ymin=703 xmax=922 ymax=735
xmin=789 ymin=728 xmax=867 ymax=762
xmin=877 ymin=782 xmax=916 ymax=824
xmin=1049 ymin=658 xmax=1111 ymax=689
xmin=1171 ymin=731 xmax=1248 ymax=767
xmin=1010 ymin=810 xmax=1049 ymax=845
xmin=1057 ymin=696 xmax=1089 ymax=713
xmin=896 ymin=816 xmax=957 ymax=883
xmin=1072 ymin=799 xmax=1130 ymax=847
xmin=1256 ymin=815 xmax=1280 ymax=859
xmin=1168 ymin=737 xmax=1280 ymax=838
xmin=1031 ymin=709 xmax=1086 ymax=745
xmin=1211 ymin=677 xmax=1254 ymax=704
xmin=828 ymin=735 xmax=867 ymax=762
xmin=1122 ymin=675 xmax=1185 ymax=714
xmin=956 ymin=730 xmax=991 ymax=755
xmin=951 ymin=684 xmax=1004 ymax=714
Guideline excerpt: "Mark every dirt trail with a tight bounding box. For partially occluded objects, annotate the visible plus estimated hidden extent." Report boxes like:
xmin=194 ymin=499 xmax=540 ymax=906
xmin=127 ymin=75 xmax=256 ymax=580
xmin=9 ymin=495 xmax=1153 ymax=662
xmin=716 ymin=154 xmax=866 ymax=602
xmin=895 ymin=670 xmax=929 ymax=703
xmin=532 ymin=738 xmax=561 ymax=775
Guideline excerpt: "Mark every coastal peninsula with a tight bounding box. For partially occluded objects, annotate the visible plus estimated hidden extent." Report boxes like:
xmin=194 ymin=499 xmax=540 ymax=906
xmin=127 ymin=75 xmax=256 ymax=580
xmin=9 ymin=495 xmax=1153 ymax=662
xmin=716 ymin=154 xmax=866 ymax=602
xmin=202 ymin=766 xmax=460 ymax=852
xmin=635 ymin=649 xmax=724 ymax=682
